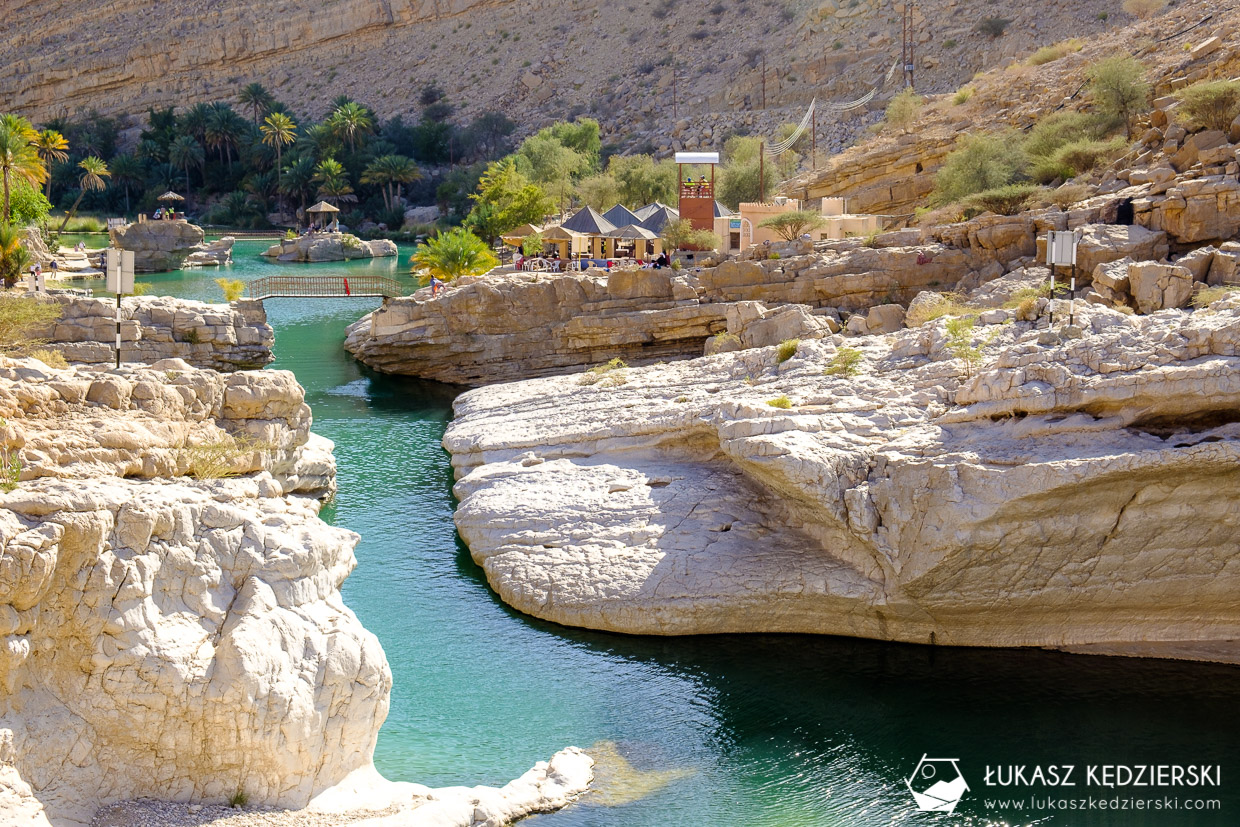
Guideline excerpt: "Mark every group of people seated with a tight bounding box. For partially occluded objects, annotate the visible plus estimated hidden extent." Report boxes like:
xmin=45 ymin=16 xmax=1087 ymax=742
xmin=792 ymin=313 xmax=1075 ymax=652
xmin=152 ymin=207 xmax=179 ymax=220
xmin=683 ymin=175 xmax=711 ymax=193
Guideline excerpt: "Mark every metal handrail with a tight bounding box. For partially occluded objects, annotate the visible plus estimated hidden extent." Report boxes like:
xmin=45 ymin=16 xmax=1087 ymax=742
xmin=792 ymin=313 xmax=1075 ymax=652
xmin=245 ymin=274 xmax=405 ymax=300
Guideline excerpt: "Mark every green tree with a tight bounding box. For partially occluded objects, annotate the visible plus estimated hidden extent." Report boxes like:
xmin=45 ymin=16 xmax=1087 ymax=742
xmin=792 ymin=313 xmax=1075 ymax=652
xmin=57 ymin=156 xmax=110 ymax=233
xmin=609 ymin=154 xmax=678 ymax=207
xmin=280 ymin=157 xmax=317 ymax=214
xmin=885 ymin=87 xmax=923 ymax=134
xmin=31 ymin=129 xmax=69 ymax=200
xmin=717 ymin=136 xmax=780 ymax=209
xmin=313 ymin=158 xmax=356 ymax=205
xmin=260 ymin=112 xmax=298 ymax=210
xmin=466 ymin=158 xmax=553 ymax=241
xmin=0 ymin=115 xmax=44 ymax=224
xmin=168 ymin=135 xmax=204 ymax=198
xmin=205 ymin=105 xmax=247 ymax=170
xmin=361 ymin=155 xmax=422 ymax=211
xmin=0 ymin=222 xmax=32 ymax=287
xmin=108 ymin=153 xmax=144 ymax=216
xmin=1088 ymin=55 xmax=1150 ymax=137
xmin=758 ymin=210 xmax=826 ymax=241
xmin=237 ymin=82 xmax=275 ymax=124
xmin=411 ymin=228 xmax=498 ymax=282
xmin=515 ymin=134 xmax=589 ymax=214
xmin=1174 ymin=79 xmax=1240 ymax=132
xmin=327 ymin=102 xmax=374 ymax=153
xmin=931 ymin=132 xmax=1028 ymax=206
xmin=9 ymin=180 xmax=51 ymax=227
xmin=575 ymin=172 xmax=621 ymax=211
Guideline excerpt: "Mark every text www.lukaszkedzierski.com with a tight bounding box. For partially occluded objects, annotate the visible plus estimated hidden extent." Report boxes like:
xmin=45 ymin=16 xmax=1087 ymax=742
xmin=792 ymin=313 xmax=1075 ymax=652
xmin=984 ymin=796 xmax=1221 ymax=812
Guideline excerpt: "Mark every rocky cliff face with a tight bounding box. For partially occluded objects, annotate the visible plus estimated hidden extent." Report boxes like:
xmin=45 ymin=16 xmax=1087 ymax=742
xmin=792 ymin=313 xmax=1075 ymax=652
xmin=0 ymin=356 xmax=593 ymax=825
xmin=443 ymin=295 xmax=1240 ymax=661
xmin=25 ymin=294 xmax=274 ymax=371
xmin=1 ymin=0 xmax=1114 ymax=155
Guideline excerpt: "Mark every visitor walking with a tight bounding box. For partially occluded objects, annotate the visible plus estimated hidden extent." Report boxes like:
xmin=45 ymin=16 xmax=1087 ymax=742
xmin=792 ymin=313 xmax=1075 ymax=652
xmin=430 ymin=275 xmax=444 ymax=296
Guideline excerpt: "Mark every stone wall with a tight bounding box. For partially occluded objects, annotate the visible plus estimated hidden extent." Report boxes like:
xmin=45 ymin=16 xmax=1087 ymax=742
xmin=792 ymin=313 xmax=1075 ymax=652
xmin=25 ymin=294 xmax=274 ymax=371
xmin=345 ymin=216 xmax=1032 ymax=385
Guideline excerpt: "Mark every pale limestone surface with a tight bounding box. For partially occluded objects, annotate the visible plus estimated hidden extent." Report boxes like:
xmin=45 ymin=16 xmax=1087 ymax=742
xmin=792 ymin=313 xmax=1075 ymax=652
xmin=261 ymin=235 xmax=397 ymax=263
xmin=445 ymin=297 xmax=1240 ymax=660
xmin=22 ymin=295 xmax=274 ymax=372
xmin=0 ymin=358 xmax=592 ymax=826
xmin=345 ymin=223 xmax=1025 ymax=385
xmin=109 ymin=222 xmax=206 ymax=273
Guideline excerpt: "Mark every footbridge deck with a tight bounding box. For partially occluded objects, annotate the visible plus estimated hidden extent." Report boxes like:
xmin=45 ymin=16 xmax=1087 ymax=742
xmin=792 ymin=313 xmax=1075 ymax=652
xmin=245 ymin=275 xmax=405 ymax=300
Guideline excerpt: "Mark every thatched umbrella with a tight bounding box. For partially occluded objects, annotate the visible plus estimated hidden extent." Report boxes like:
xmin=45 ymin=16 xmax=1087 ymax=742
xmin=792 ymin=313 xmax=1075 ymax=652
xmin=306 ymin=200 xmax=341 ymax=230
xmin=157 ymin=191 xmax=184 ymax=202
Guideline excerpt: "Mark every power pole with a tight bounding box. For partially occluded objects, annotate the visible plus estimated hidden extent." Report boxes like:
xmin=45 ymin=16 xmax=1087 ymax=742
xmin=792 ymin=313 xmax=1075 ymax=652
xmin=672 ymin=60 xmax=678 ymax=120
xmin=761 ymin=53 xmax=767 ymax=109
xmin=811 ymin=105 xmax=817 ymax=169
xmin=902 ymin=2 xmax=915 ymax=89
xmin=759 ymin=141 xmax=765 ymax=203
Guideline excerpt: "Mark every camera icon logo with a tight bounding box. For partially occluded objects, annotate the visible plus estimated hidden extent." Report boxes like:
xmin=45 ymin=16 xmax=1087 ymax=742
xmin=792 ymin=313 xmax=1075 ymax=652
xmin=906 ymin=755 xmax=969 ymax=814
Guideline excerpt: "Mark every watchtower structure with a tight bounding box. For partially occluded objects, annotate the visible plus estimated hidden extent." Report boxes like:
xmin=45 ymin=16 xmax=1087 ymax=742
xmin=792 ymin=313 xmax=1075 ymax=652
xmin=676 ymin=151 xmax=720 ymax=232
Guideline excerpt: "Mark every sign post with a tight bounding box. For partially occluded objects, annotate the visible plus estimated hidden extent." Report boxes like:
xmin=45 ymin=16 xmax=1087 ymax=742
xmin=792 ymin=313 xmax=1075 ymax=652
xmin=106 ymin=249 xmax=135 ymax=368
xmin=1046 ymin=231 xmax=1080 ymax=327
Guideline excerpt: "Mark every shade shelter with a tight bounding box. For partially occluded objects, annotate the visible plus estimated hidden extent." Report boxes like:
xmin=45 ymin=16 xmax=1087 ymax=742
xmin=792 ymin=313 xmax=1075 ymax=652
xmin=639 ymin=204 xmax=680 ymax=236
xmin=602 ymin=204 xmax=641 ymax=228
xmin=605 ymin=224 xmax=662 ymax=259
xmin=676 ymin=151 xmax=720 ymax=231
xmin=538 ymin=224 xmax=590 ymax=267
xmin=560 ymin=206 xmax=619 ymax=259
xmin=634 ymin=202 xmax=676 ymax=221
xmin=500 ymin=223 xmax=544 ymax=250
xmin=156 ymin=191 xmax=184 ymax=219
xmin=306 ymin=201 xmax=340 ymax=231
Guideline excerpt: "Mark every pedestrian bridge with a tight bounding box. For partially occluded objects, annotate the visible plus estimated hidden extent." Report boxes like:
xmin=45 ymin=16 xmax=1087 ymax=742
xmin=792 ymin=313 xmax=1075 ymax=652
xmin=245 ymin=275 xmax=405 ymax=300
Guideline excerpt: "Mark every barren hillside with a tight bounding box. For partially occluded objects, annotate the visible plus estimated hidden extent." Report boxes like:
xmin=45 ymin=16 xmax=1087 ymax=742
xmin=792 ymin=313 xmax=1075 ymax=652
xmin=3 ymin=0 xmax=1119 ymax=152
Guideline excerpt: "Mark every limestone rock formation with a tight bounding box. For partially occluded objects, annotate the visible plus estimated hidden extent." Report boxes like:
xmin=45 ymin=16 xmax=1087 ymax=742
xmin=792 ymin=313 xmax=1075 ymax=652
xmin=0 ymin=356 xmax=593 ymax=826
xmin=444 ymin=297 xmax=1240 ymax=661
xmin=262 ymin=234 xmax=398 ymax=263
xmin=22 ymin=294 xmax=274 ymax=371
xmin=346 ymin=222 xmax=1026 ymax=385
xmin=109 ymin=221 xmax=206 ymax=273
xmin=183 ymin=236 xmax=235 ymax=267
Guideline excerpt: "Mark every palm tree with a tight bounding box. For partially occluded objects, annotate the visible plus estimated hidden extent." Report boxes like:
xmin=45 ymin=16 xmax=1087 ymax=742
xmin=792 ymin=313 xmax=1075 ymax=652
xmin=57 ymin=156 xmax=110 ymax=233
xmin=205 ymin=105 xmax=246 ymax=171
xmin=313 ymin=158 xmax=357 ymax=206
xmin=237 ymin=82 xmax=274 ymax=124
xmin=167 ymin=135 xmax=204 ymax=199
xmin=31 ymin=130 xmax=69 ymax=200
xmin=179 ymin=102 xmax=214 ymax=143
xmin=0 ymin=115 xmax=44 ymax=225
xmin=361 ymin=155 xmax=422 ymax=211
xmin=260 ymin=112 xmax=297 ymax=210
xmin=280 ymin=156 xmax=316 ymax=215
xmin=0 ymin=222 xmax=33 ymax=287
xmin=136 ymin=138 xmax=166 ymax=164
xmin=108 ymin=153 xmax=144 ymax=216
xmin=411 ymin=228 xmax=498 ymax=282
xmin=326 ymin=102 xmax=374 ymax=153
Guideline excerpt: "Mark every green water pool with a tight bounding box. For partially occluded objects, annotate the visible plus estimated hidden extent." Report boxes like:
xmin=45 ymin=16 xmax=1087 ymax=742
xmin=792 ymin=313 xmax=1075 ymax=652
xmin=78 ymin=240 xmax=1240 ymax=825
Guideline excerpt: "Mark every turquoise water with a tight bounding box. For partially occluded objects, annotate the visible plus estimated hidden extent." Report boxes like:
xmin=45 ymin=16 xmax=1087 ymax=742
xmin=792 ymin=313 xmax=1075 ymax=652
xmin=88 ymin=240 xmax=1240 ymax=825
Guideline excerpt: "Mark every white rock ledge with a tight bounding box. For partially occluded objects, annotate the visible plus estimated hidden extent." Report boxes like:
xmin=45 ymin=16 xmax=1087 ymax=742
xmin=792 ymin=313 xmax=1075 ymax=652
xmin=444 ymin=298 xmax=1240 ymax=660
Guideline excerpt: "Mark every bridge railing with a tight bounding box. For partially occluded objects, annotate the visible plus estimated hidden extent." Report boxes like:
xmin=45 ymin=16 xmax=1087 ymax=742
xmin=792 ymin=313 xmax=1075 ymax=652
xmin=246 ymin=274 xmax=405 ymax=300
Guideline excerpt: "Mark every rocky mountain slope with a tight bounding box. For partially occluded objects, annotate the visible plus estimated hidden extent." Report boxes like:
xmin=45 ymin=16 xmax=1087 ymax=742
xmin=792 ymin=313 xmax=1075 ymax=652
xmin=4 ymin=0 xmax=1118 ymax=153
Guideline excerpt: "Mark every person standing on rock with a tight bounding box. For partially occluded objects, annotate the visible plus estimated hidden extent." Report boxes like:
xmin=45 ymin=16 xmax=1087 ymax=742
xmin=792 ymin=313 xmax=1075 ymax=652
xmin=430 ymin=275 xmax=444 ymax=297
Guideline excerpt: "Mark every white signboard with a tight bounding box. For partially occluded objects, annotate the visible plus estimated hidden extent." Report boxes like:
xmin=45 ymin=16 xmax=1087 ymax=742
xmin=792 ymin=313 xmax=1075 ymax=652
xmin=1046 ymin=231 xmax=1078 ymax=267
xmin=106 ymin=249 xmax=135 ymax=294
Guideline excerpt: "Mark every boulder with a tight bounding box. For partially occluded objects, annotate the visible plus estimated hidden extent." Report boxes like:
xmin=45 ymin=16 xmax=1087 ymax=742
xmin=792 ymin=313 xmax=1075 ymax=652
xmin=726 ymin=302 xmax=835 ymax=348
xmin=607 ymin=269 xmax=674 ymax=300
xmin=1207 ymin=242 xmax=1240 ymax=286
xmin=403 ymin=205 xmax=441 ymax=226
xmin=1128 ymin=262 xmax=1194 ymax=313
xmin=109 ymin=220 xmax=206 ymax=272
xmin=1075 ymin=224 xmax=1169 ymax=276
xmin=1175 ymin=246 xmax=1216 ymax=282
xmin=865 ymin=303 xmax=905 ymax=334
xmin=367 ymin=239 xmax=399 ymax=258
